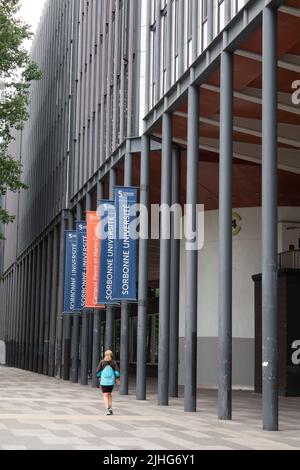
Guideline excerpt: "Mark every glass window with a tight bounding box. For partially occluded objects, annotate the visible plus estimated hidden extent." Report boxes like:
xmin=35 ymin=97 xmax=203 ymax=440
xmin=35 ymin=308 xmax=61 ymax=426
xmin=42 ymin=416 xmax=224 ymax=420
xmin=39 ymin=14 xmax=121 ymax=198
xmin=218 ymin=0 xmax=225 ymax=32
xmin=201 ymin=0 xmax=208 ymax=50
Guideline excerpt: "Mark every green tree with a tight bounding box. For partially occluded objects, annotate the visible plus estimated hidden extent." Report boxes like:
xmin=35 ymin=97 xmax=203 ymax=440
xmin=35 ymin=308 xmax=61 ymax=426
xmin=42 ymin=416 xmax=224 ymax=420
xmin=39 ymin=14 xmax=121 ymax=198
xmin=0 ymin=0 xmax=42 ymax=238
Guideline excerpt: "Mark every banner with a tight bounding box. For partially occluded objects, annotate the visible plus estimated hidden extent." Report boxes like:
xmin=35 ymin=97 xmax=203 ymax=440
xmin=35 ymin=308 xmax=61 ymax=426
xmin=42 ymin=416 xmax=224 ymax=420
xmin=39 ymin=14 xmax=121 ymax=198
xmin=98 ymin=201 xmax=117 ymax=305
xmin=63 ymin=231 xmax=80 ymax=314
xmin=75 ymin=221 xmax=87 ymax=311
xmin=113 ymin=187 xmax=138 ymax=301
xmin=86 ymin=211 xmax=102 ymax=308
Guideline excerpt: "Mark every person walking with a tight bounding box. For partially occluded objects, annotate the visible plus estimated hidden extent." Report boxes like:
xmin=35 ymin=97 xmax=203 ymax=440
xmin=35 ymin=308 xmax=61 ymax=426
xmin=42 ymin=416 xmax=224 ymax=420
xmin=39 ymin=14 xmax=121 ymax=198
xmin=96 ymin=350 xmax=120 ymax=416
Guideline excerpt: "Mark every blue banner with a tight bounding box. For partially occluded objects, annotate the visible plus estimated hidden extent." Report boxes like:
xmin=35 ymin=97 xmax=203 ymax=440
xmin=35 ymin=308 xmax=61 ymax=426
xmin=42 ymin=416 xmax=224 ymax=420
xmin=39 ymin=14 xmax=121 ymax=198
xmin=75 ymin=221 xmax=87 ymax=311
xmin=98 ymin=201 xmax=117 ymax=305
xmin=63 ymin=231 xmax=79 ymax=314
xmin=113 ymin=187 xmax=138 ymax=301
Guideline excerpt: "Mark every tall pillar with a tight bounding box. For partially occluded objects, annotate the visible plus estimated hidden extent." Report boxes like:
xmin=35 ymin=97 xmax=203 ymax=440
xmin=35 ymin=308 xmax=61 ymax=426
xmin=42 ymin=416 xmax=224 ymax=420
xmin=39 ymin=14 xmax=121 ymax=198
xmin=120 ymin=151 xmax=133 ymax=396
xmin=43 ymin=233 xmax=53 ymax=375
xmin=24 ymin=252 xmax=33 ymax=370
xmin=28 ymin=249 xmax=37 ymax=371
xmin=63 ymin=212 xmax=74 ymax=380
xmin=16 ymin=260 xmax=23 ymax=369
xmin=92 ymin=308 xmax=101 ymax=388
xmin=80 ymin=311 xmax=89 ymax=386
xmin=92 ymin=181 xmax=103 ymax=388
xmin=218 ymin=50 xmax=233 ymax=421
xmin=136 ymin=135 xmax=150 ymax=400
xmin=55 ymin=213 xmax=68 ymax=378
xmin=81 ymin=195 xmax=92 ymax=386
xmin=33 ymin=242 xmax=42 ymax=372
xmin=71 ymin=313 xmax=80 ymax=383
xmin=105 ymin=169 xmax=117 ymax=351
xmin=262 ymin=6 xmax=278 ymax=432
xmin=24 ymin=253 xmax=32 ymax=370
xmin=48 ymin=226 xmax=59 ymax=377
xmin=158 ymin=113 xmax=172 ymax=406
xmin=184 ymin=85 xmax=199 ymax=412
xmin=169 ymin=147 xmax=181 ymax=398
xmin=21 ymin=257 xmax=29 ymax=369
xmin=37 ymin=237 xmax=47 ymax=373
xmin=71 ymin=203 xmax=82 ymax=383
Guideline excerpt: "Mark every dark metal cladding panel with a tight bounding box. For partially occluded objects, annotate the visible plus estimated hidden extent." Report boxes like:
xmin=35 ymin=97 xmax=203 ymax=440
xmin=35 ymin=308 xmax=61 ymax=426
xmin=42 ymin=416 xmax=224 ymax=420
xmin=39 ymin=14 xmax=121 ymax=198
xmin=0 ymin=0 xmax=141 ymax=357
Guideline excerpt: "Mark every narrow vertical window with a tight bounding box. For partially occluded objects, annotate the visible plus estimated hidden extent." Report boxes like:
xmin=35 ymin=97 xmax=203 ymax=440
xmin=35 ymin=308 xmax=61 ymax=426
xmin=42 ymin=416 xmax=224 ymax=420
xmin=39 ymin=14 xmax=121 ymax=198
xmin=202 ymin=0 xmax=208 ymax=50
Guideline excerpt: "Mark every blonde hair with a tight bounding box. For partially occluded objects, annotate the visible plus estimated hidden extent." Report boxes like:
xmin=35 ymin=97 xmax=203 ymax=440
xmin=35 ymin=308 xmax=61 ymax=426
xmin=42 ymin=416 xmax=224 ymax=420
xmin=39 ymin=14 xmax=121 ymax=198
xmin=104 ymin=350 xmax=113 ymax=362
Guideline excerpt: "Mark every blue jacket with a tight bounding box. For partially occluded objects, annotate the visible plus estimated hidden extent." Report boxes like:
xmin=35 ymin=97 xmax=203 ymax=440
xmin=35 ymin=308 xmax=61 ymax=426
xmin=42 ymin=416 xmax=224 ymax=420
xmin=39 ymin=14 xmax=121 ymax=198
xmin=96 ymin=360 xmax=120 ymax=386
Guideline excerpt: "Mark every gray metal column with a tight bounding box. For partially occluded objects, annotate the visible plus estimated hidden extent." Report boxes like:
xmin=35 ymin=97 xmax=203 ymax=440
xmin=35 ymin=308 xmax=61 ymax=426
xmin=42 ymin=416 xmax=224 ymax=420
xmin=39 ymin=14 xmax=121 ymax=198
xmin=184 ymin=85 xmax=199 ymax=412
xmin=120 ymin=150 xmax=133 ymax=396
xmin=55 ymin=213 xmax=68 ymax=378
xmin=21 ymin=258 xmax=28 ymax=369
xmin=80 ymin=310 xmax=89 ymax=386
xmin=92 ymin=308 xmax=101 ymax=387
xmin=92 ymin=181 xmax=103 ymax=388
xmin=105 ymin=169 xmax=117 ymax=351
xmin=71 ymin=313 xmax=80 ymax=383
xmin=262 ymin=6 xmax=278 ymax=432
xmin=24 ymin=252 xmax=33 ymax=370
xmin=218 ymin=50 xmax=233 ymax=421
xmin=43 ymin=233 xmax=53 ymax=375
xmin=48 ymin=226 xmax=59 ymax=377
xmin=38 ymin=237 xmax=47 ymax=374
xmin=71 ymin=203 xmax=82 ymax=384
xmin=158 ymin=113 xmax=172 ymax=406
xmin=169 ymin=147 xmax=181 ymax=398
xmin=29 ymin=248 xmax=37 ymax=371
xmin=81 ymin=195 xmax=92 ymax=386
xmin=63 ymin=212 xmax=74 ymax=381
xmin=136 ymin=135 xmax=150 ymax=400
xmin=32 ymin=243 xmax=42 ymax=372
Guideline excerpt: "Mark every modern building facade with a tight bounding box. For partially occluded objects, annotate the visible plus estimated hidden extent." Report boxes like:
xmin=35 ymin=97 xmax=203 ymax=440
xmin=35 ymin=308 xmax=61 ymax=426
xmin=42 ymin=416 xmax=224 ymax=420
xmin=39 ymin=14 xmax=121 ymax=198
xmin=1 ymin=0 xmax=300 ymax=431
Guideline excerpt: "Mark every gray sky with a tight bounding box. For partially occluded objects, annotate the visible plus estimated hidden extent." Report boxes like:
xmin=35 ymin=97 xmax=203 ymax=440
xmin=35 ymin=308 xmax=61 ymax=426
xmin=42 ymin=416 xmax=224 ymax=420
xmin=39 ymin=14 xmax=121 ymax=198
xmin=20 ymin=0 xmax=47 ymax=49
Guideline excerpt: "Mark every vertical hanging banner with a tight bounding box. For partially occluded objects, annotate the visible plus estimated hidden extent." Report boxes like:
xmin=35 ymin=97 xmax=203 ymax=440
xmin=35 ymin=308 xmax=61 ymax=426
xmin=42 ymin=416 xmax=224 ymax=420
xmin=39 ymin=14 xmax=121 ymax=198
xmin=63 ymin=231 xmax=80 ymax=313
xmin=86 ymin=211 xmax=102 ymax=308
xmin=75 ymin=221 xmax=87 ymax=311
xmin=98 ymin=201 xmax=117 ymax=305
xmin=113 ymin=187 xmax=138 ymax=301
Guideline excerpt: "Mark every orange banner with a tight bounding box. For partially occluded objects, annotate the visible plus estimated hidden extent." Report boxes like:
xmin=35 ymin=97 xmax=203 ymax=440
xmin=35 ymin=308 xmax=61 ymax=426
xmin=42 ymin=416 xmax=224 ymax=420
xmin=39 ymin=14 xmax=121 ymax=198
xmin=86 ymin=211 xmax=103 ymax=309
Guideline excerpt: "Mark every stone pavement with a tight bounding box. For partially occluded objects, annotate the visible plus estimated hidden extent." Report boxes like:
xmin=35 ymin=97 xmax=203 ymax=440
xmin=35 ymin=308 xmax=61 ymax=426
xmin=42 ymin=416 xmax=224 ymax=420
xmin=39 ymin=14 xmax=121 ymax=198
xmin=0 ymin=366 xmax=300 ymax=450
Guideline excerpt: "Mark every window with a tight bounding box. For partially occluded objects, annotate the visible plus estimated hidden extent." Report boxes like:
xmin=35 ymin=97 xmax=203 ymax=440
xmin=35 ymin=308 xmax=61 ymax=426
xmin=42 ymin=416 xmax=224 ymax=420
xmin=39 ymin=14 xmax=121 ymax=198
xmin=218 ymin=0 xmax=225 ymax=32
xmin=174 ymin=0 xmax=179 ymax=80
xmin=187 ymin=0 xmax=193 ymax=66
xmin=235 ymin=0 xmax=246 ymax=15
xmin=201 ymin=0 xmax=208 ymax=50
xmin=161 ymin=2 xmax=167 ymax=94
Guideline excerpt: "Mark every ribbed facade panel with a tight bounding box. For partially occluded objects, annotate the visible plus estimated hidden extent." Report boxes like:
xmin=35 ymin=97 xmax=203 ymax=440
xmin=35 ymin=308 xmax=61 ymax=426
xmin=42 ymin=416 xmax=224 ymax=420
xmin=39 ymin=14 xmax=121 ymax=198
xmin=18 ymin=0 xmax=73 ymax=254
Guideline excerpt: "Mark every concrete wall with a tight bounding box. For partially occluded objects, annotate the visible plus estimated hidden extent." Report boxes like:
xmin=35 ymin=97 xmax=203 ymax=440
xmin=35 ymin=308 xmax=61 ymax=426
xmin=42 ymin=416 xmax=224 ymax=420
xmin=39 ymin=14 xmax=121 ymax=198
xmin=178 ymin=206 xmax=300 ymax=388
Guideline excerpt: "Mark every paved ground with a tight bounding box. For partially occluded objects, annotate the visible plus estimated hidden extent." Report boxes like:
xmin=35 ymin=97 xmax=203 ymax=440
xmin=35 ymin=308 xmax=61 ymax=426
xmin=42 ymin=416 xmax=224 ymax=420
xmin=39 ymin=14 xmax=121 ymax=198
xmin=0 ymin=367 xmax=300 ymax=450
